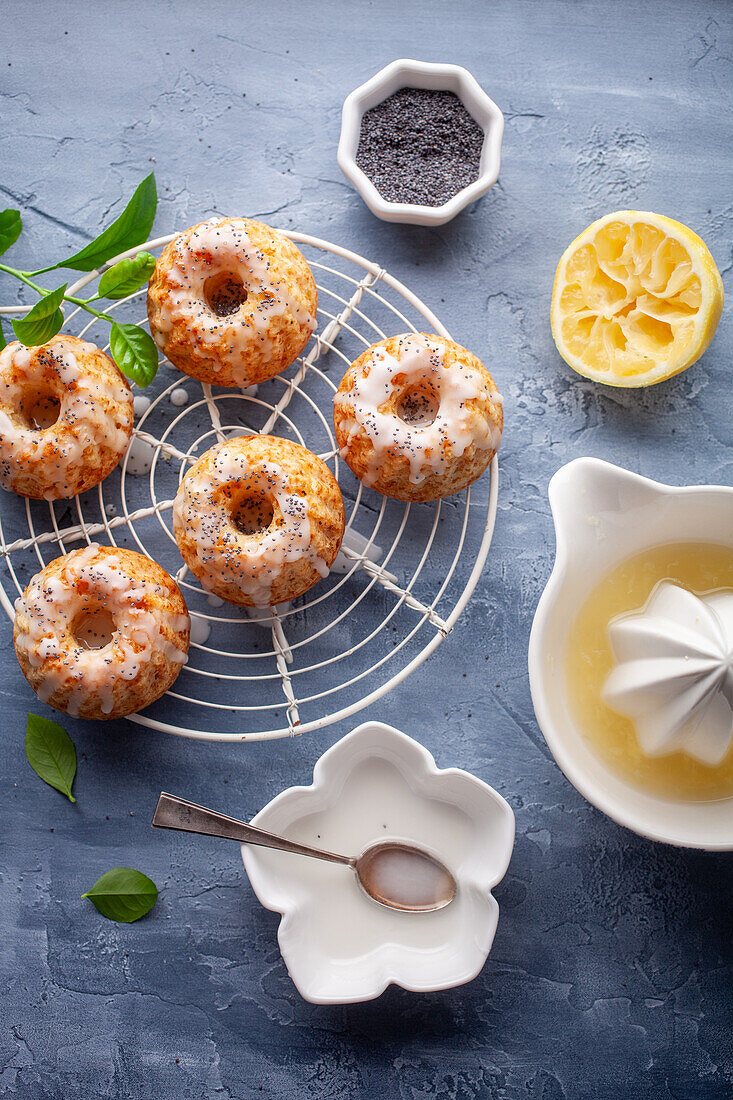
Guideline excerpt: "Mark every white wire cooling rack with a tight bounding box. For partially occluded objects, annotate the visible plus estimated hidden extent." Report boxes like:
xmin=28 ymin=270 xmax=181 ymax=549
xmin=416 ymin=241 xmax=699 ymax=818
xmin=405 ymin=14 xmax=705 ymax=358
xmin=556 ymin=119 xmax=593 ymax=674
xmin=0 ymin=230 xmax=498 ymax=741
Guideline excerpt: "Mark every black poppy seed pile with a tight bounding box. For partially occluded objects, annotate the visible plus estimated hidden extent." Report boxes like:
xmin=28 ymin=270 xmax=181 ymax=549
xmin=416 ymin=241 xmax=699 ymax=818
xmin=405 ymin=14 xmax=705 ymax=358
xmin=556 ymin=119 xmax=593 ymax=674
xmin=355 ymin=88 xmax=484 ymax=207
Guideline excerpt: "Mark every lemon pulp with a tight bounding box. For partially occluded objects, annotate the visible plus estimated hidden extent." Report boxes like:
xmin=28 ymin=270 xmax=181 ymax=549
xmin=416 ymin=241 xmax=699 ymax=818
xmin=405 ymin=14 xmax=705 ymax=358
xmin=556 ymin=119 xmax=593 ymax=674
xmin=551 ymin=211 xmax=723 ymax=386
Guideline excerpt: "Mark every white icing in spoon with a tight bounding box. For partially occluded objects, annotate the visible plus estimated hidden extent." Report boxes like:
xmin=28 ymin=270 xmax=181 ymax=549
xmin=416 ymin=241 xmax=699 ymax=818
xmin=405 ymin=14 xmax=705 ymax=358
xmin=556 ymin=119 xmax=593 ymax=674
xmin=603 ymin=581 xmax=733 ymax=766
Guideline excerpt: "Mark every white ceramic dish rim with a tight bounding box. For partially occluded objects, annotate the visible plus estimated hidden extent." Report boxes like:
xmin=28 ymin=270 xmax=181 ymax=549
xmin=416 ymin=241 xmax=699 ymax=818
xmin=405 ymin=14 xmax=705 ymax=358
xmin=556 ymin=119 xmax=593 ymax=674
xmin=241 ymin=720 xmax=515 ymax=1004
xmin=529 ymin=457 xmax=733 ymax=851
xmin=337 ymin=58 xmax=504 ymax=226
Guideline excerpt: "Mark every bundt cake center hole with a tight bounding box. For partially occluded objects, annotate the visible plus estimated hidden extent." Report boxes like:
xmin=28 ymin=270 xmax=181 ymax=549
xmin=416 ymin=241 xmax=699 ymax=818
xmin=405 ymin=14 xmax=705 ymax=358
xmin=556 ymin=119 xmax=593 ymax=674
xmin=204 ymin=271 xmax=248 ymax=316
xmin=231 ymin=494 xmax=275 ymax=536
xmin=18 ymin=387 xmax=61 ymax=431
xmin=73 ymin=609 xmax=116 ymax=650
xmin=396 ymin=384 xmax=439 ymax=427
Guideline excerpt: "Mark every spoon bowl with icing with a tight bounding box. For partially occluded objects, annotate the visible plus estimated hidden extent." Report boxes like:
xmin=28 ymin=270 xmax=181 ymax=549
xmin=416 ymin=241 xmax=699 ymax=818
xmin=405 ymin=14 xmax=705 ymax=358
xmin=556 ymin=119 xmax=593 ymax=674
xmin=152 ymin=793 xmax=457 ymax=914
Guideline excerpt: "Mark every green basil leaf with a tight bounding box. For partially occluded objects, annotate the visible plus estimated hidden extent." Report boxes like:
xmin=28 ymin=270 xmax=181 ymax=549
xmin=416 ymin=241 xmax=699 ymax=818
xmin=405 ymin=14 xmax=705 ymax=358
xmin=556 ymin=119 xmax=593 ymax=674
xmin=0 ymin=318 xmax=6 ymax=351
xmin=25 ymin=712 xmax=76 ymax=802
xmin=109 ymin=321 xmax=158 ymax=387
xmin=12 ymin=284 xmax=66 ymax=347
xmin=82 ymin=866 xmax=158 ymax=922
xmin=0 ymin=208 xmax=22 ymax=256
xmin=49 ymin=173 xmax=157 ymax=273
xmin=97 ymin=251 xmax=156 ymax=300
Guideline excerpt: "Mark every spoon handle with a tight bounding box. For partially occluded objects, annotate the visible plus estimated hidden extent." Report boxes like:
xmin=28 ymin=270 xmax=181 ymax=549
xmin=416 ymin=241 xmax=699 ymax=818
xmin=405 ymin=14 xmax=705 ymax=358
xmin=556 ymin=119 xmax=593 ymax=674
xmin=152 ymin=792 xmax=354 ymax=867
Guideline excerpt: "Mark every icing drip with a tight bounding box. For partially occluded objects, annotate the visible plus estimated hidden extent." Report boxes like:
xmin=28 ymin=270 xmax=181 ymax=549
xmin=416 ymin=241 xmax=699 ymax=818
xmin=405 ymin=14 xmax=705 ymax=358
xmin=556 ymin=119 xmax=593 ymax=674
xmin=133 ymin=394 xmax=151 ymax=417
xmin=14 ymin=545 xmax=189 ymax=716
xmin=170 ymin=387 xmax=189 ymax=407
xmin=126 ymin=436 xmax=155 ymax=476
xmin=0 ymin=341 xmax=132 ymax=499
xmin=173 ymin=442 xmax=329 ymax=606
xmin=157 ymin=220 xmax=316 ymax=379
xmin=333 ymin=334 xmax=502 ymax=486
xmin=189 ymin=616 xmax=212 ymax=645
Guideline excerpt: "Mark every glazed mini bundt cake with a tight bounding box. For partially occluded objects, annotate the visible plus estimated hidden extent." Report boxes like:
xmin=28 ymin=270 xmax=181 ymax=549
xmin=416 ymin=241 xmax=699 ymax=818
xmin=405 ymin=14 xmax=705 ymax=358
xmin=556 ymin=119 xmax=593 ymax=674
xmin=333 ymin=332 xmax=503 ymax=502
xmin=14 ymin=545 xmax=190 ymax=720
xmin=173 ymin=435 xmax=345 ymax=606
xmin=0 ymin=335 xmax=133 ymax=500
xmin=147 ymin=217 xmax=318 ymax=388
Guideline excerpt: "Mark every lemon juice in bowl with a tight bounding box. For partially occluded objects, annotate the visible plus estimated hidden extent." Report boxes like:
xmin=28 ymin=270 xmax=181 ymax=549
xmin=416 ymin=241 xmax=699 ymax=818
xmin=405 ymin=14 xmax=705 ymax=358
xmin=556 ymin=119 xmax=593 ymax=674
xmin=565 ymin=541 xmax=733 ymax=802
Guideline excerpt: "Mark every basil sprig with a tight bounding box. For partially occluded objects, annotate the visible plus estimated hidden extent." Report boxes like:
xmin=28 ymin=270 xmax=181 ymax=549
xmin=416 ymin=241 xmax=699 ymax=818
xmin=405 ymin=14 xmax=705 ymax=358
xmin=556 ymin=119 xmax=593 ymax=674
xmin=0 ymin=174 xmax=159 ymax=387
xmin=110 ymin=322 xmax=159 ymax=387
xmin=23 ymin=714 xmax=159 ymax=924
xmin=0 ymin=208 xmax=22 ymax=256
xmin=25 ymin=712 xmax=77 ymax=802
xmin=11 ymin=283 xmax=67 ymax=346
xmin=97 ymin=251 xmax=156 ymax=300
xmin=32 ymin=174 xmax=157 ymax=275
xmin=82 ymin=867 xmax=158 ymax=922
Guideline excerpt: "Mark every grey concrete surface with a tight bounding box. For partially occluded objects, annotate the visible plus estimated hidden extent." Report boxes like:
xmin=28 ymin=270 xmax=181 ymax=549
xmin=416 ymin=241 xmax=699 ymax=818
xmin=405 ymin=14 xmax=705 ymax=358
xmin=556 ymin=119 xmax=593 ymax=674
xmin=1 ymin=1 xmax=731 ymax=1097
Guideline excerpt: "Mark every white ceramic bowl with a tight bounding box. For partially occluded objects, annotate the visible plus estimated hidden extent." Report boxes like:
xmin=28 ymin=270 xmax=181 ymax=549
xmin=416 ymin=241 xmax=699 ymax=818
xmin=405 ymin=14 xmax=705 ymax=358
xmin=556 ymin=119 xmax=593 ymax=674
xmin=337 ymin=59 xmax=504 ymax=227
xmin=241 ymin=721 xmax=515 ymax=1004
xmin=529 ymin=457 xmax=733 ymax=850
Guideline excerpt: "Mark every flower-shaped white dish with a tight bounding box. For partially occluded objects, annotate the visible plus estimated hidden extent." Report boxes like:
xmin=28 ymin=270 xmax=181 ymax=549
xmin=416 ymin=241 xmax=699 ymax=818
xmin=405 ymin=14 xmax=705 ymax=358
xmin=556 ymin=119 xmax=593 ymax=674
xmin=529 ymin=457 xmax=733 ymax=850
xmin=337 ymin=59 xmax=504 ymax=227
xmin=241 ymin=721 xmax=514 ymax=1004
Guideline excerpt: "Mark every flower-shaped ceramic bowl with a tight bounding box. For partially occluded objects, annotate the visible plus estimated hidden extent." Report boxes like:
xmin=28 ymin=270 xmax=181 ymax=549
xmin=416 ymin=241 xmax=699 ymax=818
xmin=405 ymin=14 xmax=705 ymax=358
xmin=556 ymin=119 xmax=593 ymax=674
xmin=529 ymin=457 xmax=733 ymax=850
xmin=337 ymin=59 xmax=504 ymax=227
xmin=241 ymin=721 xmax=514 ymax=1004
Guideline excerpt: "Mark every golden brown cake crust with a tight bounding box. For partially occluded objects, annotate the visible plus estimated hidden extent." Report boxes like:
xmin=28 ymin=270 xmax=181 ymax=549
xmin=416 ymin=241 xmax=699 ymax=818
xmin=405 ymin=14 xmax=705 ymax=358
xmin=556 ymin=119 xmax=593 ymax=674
xmin=0 ymin=335 xmax=133 ymax=500
xmin=13 ymin=545 xmax=190 ymax=721
xmin=147 ymin=217 xmax=318 ymax=388
xmin=333 ymin=333 xmax=503 ymax=502
xmin=173 ymin=434 xmax=345 ymax=606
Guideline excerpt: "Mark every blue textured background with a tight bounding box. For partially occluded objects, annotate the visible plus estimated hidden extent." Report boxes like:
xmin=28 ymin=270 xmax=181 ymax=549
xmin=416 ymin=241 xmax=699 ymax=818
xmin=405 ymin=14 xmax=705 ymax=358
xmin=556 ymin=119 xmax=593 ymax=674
xmin=2 ymin=2 xmax=732 ymax=1097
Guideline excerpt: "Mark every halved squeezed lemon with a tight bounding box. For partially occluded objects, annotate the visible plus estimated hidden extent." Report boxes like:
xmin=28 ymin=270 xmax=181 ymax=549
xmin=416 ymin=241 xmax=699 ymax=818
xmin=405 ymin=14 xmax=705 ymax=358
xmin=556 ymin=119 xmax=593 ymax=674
xmin=551 ymin=211 xmax=723 ymax=386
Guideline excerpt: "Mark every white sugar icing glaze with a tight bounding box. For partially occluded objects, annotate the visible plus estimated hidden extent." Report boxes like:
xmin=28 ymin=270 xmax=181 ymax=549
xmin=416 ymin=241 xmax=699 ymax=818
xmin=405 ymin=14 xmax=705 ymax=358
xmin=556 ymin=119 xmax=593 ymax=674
xmin=189 ymin=616 xmax=212 ymax=645
xmin=152 ymin=220 xmax=316 ymax=375
xmin=133 ymin=394 xmax=151 ymax=417
xmin=14 ymin=544 xmax=189 ymax=717
xmin=333 ymin=333 xmax=502 ymax=486
xmin=125 ymin=436 xmax=155 ymax=476
xmin=0 ymin=341 xmax=132 ymax=499
xmin=170 ymin=387 xmax=189 ymax=407
xmin=173 ymin=442 xmax=329 ymax=606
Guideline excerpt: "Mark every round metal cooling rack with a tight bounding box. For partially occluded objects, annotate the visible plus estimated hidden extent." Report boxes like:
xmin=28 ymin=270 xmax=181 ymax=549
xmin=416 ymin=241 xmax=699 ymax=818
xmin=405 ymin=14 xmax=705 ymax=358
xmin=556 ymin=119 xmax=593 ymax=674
xmin=0 ymin=230 xmax=498 ymax=741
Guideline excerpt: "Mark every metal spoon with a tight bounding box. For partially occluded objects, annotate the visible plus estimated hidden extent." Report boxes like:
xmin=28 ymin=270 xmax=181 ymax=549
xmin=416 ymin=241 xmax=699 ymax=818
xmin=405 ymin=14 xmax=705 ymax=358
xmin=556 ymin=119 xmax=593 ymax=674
xmin=152 ymin=792 xmax=456 ymax=913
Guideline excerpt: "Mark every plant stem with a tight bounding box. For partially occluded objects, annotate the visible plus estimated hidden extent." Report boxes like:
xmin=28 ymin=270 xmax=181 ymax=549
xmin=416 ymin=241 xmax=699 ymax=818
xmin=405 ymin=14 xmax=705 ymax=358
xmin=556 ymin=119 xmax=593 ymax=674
xmin=0 ymin=262 xmax=46 ymax=296
xmin=24 ymin=265 xmax=60 ymax=277
xmin=65 ymin=295 xmax=112 ymax=323
xmin=0 ymin=262 xmax=114 ymax=325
